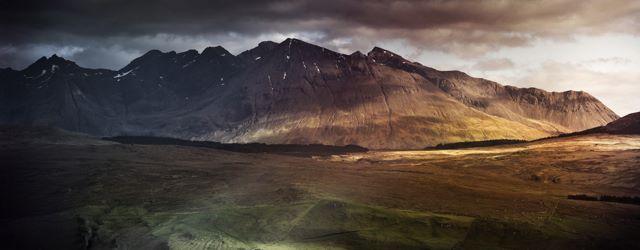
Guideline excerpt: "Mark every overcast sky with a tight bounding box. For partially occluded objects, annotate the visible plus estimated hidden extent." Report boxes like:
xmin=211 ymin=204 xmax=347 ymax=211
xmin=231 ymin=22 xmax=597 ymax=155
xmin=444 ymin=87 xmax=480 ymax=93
xmin=1 ymin=0 xmax=638 ymax=115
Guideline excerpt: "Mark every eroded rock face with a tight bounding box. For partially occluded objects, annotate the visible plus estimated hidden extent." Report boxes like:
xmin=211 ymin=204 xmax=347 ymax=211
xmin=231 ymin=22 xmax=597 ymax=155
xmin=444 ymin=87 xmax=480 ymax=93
xmin=0 ymin=38 xmax=619 ymax=149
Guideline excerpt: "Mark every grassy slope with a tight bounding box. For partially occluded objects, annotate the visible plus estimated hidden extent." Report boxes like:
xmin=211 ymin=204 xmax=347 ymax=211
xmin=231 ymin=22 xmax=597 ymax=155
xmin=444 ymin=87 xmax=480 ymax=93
xmin=2 ymin=130 xmax=639 ymax=249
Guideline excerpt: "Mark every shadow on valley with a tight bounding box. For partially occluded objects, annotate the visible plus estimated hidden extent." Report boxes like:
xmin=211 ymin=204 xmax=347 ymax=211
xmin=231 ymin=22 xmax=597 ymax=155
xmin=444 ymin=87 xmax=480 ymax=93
xmin=568 ymin=194 xmax=640 ymax=206
xmin=424 ymin=139 xmax=527 ymax=150
xmin=103 ymin=136 xmax=368 ymax=157
xmin=2 ymin=126 xmax=640 ymax=249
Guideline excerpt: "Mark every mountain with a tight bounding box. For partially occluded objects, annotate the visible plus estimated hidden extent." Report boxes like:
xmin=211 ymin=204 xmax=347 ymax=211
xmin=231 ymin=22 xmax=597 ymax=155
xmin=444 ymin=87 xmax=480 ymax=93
xmin=578 ymin=112 xmax=640 ymax=135
xmin=0 ymin=39 xmax=619 ymax=149
xmin=601 ymin=112 xmax=640 ymax=134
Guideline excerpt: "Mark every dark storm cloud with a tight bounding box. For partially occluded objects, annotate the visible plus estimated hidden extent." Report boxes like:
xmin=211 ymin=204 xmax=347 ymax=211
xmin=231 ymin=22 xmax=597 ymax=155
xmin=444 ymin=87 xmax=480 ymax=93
xmin=1 ymin=0 xmax=639 ymax=69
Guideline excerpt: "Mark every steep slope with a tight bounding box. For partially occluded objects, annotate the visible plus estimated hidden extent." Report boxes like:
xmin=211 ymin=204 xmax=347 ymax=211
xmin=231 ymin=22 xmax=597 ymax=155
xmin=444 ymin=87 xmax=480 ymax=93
xmin=0 ymin=55 xmax=123 ymax=134
xmin=0 ymin=39 xmax=619 ymax=149
xmin=112 ymin=47 xmax=245 ymax=114
xmin=578 ymin=111 xmax=640 ymax=135
xmin=366 ymin=48 xmax=619 ymax=132
xmin=601 ymin=112 xmax=640 ymax=134
xmin=180 ymin=39 xmax=577 ymax=148
xmin=0 ymin=50 xmax=246 ymax=136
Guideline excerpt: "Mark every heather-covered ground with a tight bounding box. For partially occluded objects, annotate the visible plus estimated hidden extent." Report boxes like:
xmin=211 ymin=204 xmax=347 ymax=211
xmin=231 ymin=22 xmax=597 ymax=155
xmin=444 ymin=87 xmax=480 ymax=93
xmin=1 ymin=127 xmax=639 ymax=249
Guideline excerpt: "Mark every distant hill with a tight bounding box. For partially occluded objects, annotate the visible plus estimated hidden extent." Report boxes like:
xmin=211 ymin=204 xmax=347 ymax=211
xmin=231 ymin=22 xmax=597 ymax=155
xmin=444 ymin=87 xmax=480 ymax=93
xmin=0 ymin=39 xmax=618 ymax=149
xmin=576 ymin=111 xmax=640 ymax=135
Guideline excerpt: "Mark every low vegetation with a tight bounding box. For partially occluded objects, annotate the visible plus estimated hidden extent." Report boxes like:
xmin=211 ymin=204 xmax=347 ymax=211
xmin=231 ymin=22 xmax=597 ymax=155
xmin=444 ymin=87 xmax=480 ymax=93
xmin=3 ymin=127 xmax=639 ymax=249
xmin=424 ymin=139 xmax=527 ymax=150
xmin=104 ymin=136 xmax=368 ymax=157
xmin=568 ymin=194 xmax=640 ymax=206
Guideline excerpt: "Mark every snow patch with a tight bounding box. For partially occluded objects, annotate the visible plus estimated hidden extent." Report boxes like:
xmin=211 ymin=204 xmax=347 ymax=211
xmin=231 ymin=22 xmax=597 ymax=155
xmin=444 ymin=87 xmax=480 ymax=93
xmin=182 ymin=60 xmax=195 ymax=68
xmin=282 ymin=72 xmax=287 ymax=80
xmin=73 ymin=88 xmax=87 ymax=99
xmin=35 ymin=70 xmax=47 ymax=79
xmin=255 ymin=56 xmax=261 ymax=60
xmin=51 ymin=65 xmax=59 ymax=73
xmin=113 ymin=69 xmax=134 ymax=78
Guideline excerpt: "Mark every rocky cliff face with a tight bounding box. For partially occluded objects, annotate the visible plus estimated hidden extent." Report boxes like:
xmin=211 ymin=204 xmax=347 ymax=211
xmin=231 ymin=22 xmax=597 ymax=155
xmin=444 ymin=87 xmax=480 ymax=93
xmin=0 ymin=38 xmax=619 ymax=149
xmin=366 ymin=47 xmax=618 ymax=132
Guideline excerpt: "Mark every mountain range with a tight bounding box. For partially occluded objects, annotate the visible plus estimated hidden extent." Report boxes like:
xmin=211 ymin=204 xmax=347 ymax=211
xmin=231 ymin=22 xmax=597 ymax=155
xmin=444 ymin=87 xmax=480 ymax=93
xmin=0 ymin=38 xmax=619 ymax=149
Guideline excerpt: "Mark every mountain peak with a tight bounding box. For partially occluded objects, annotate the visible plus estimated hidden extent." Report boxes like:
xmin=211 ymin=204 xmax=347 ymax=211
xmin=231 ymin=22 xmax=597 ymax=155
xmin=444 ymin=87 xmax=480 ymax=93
xmin=23 ymin=54 xmax=78 ymax=74
xmin=369 ymin=46 xmax=386 ymax=53
xmin=33 ymin=56 xmax=48 ymax=65
xmin=47 ymin=54 xmax=75 ymax=65
xmin=143 ymin=49 xmax=163 ymax=57
xmin=202 ymin=46 xmax=231 ymax=57
xmin=280 ymin=38 xmax=320 ymax=49
xmin=119 ymin=50 xmax=166 ymax=71
xmin=178 ymin=49 xmax=199 ymax=58
xmin=183 ymin=49 xmax=199 ymax=54
xmin=350 ymin=51 xmax=366 ymax=58
xmin=276 ymin=37 xmax=342 ymax=58
xmin=238 ymin=41 xmax=279 ymax=62
xmin=367 ymin=46 xmax=410 ymax=67
xmin=368 ymin=47 xmax=402 ymax=58
xmin=281 ymin=37 xmax=298 ymax=43
xmin=258 ymin=41 xmax=278 ymax=48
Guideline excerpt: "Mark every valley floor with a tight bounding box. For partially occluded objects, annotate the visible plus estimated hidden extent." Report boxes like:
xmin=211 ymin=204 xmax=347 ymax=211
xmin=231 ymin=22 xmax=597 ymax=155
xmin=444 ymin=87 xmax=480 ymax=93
xmin=1 ymin=128 xmax=639 ymax=249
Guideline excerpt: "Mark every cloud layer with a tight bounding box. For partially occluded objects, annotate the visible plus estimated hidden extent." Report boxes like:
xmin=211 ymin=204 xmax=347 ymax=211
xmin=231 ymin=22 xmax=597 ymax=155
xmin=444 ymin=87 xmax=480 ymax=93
xmin=1 ymin=0 xmax=639 ymax=114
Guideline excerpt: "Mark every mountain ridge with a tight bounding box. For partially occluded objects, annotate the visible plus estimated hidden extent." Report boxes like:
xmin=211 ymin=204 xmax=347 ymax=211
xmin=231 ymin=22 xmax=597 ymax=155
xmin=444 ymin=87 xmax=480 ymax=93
xmin=572 ymin=111 xmax=640 ymax=135
xmin=0 ymin=38 xmax=619 ymax=149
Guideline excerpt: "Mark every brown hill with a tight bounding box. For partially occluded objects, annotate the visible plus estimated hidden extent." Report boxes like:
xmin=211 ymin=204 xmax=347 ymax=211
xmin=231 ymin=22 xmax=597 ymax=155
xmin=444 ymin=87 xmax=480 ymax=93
xmin=577 ymin=111 xmax=640 ymax=135
xmin=603 ymin=112 xmax=640 ymax=134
